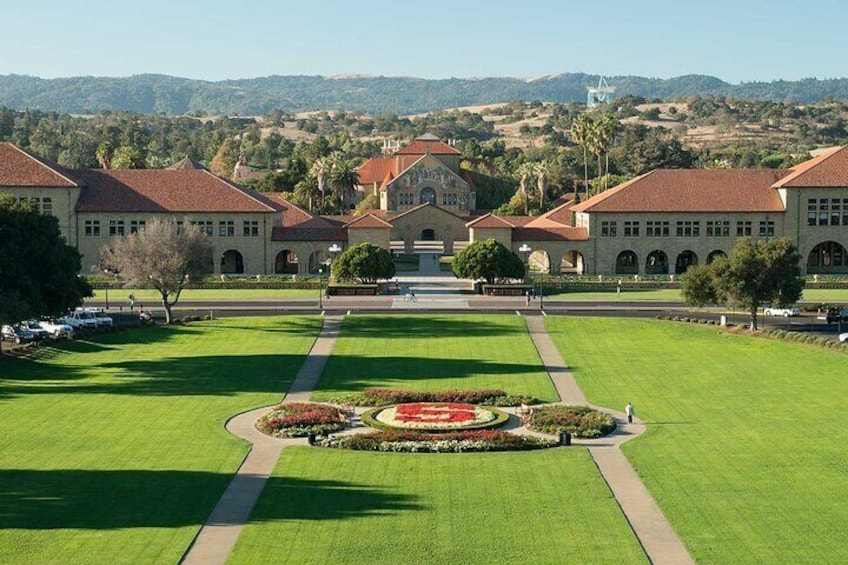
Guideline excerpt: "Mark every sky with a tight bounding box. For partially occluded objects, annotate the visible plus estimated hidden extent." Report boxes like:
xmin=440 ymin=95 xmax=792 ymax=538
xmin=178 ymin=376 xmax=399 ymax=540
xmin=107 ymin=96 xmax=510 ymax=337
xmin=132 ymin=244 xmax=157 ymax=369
xmin=2 ymin=0 xmax=845 ymax=83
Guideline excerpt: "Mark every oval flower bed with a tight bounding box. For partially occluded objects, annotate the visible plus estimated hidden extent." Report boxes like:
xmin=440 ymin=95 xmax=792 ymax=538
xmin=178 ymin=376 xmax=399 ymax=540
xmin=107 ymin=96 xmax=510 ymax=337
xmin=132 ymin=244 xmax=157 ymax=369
xmin=316 ymin=430 xmax=557 ymax=453
xmin=528 ymin=405 xmax=616 ymax=439
xmin=256 ymin=402 xmax=346 ymax=438
xmin=362 ymin=402 xmax=509 ymax=431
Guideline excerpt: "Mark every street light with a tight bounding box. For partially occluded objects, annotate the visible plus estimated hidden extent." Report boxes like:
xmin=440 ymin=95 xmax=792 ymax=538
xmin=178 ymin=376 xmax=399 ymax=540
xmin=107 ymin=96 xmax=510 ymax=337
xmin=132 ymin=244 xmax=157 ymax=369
xmin=318 ymin=267 xmax=324 ymax=310
xmin=518 ymin=244 xmax=531 ymax=283
xmin=102 ymin=267 xmax=118 ymax=310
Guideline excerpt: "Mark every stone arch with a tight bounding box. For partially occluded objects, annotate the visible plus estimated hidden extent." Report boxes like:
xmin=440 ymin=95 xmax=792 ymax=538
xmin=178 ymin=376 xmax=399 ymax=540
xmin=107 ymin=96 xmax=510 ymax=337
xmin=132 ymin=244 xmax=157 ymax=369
xmin=560 ymin=250 xmax=585 ymax=274
xmin=529 ymin=250 xmax=551 ymax=274
xmin=706 ymin=250 xmax=726 ymax=264
xmin=421 ymin=228 xmax=435 ymax=241
xmin=807 ymin=240 xmax=848 ymax=273
xmin=308 ymin=249 xmax=327 ymax=273
xmin=220 ymin=249 xmax=244 ymax=274
xmin=675 ymin=250 xmax=698 ymax=274
xmin=615 ymin=250 xmax=639 ymax=274
xmin=419 ymin=186 xmax=437 ymax=205
xmin=274 ymin=250 xmax=298 ymax=274
xmin=645 ymin=250 xmax=668 ymax=275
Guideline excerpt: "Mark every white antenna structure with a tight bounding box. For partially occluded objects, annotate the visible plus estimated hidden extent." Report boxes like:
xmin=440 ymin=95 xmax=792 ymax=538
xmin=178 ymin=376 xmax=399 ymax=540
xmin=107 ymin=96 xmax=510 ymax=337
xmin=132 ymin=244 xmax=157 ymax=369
xmin=587 ymin=76 xmax=616 ymax=107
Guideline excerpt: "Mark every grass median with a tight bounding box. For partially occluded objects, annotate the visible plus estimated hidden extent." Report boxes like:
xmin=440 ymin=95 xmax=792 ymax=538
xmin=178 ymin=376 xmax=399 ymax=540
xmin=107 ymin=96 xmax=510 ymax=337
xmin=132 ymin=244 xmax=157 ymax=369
xmin=0 ymin=316 xmax=320 ymax=564
xmin=546 ymin=316 xmax=848 ymax=564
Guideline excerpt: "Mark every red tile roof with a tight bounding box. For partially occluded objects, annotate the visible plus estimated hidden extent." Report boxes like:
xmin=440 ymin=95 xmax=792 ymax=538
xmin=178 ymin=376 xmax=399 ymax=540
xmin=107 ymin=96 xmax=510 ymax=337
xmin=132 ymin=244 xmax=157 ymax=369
xmin=772 ymin=146 xmax=848 ymax=187
xmin=529 ymin=200 xmax=575 ymax=227
xmin=466 ymin=213 xmax=515 ymax=228
xmin=571 ymin=169 xmax=789 ymax=213
xmin=356 ymin=157 xmax=398 ymax=185
xmin=271 ymin=226 xmax=347 ymax=241
xmin=379 ymin=171 xmax=394 ymax=192
xmin=0 ymin=142 xmax=81 ymax=187
xmin=513 ymin=226 xmax=589 ymax=241
xmin=344 ymin=214 xmax=393 ymax=229
xmin=395 ymin=140 xmax=461 ymax=156
xmin=74 ymin=169 xmax=277 ymax=213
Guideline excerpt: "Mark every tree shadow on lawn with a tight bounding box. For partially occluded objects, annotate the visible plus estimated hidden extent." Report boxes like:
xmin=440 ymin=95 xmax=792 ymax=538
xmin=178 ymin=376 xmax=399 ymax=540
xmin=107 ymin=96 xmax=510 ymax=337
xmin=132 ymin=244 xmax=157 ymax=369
xmin=340 ymin=315 xmax=525 ymax=338
xmin=0 ymin=469 xmax=421 ymax=530
xmin=0 ymin=354 xmax=309 ymax=399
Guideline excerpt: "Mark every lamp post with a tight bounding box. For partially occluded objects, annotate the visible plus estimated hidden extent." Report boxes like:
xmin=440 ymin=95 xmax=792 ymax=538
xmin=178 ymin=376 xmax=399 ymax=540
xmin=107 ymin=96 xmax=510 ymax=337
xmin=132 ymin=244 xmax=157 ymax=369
xmin=518 ymin=244 xmax=531 ymax=283
xmin=318 ymin=267 xmax=324 ymax=310
xmin=102 ymin=267 xmax=118 ymax=310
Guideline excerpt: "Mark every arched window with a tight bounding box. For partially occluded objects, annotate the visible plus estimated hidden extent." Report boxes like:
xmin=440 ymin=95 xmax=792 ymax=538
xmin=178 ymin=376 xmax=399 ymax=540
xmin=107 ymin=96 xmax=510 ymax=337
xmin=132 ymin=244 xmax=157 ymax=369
xmin=420 ymin=186 xmax=437 ymax=205
xmin=646 ymin=250 xmax=668 ymax=275
xmin=615 ymin=250 xmax=639 ymax=274
xmin=675 ymin=250 xmax=698 ymax=274
xmin=221 ymin=250 xmax=244 ymax=274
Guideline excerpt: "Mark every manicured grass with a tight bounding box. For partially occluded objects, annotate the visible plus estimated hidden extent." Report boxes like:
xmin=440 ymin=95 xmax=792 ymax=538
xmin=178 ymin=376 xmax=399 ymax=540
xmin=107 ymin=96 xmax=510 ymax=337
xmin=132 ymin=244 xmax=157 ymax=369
xmin=310 ymin=314 xmax=559 ymax=402
xmin=229 ymin=447 xmax=646 ymax=564
xmin=546 ymin=287 xmax=848 ymax=303
xmin=545 ymin=317 xmax=848 ymax=564
xmin=0 ymin=316 xmax=320 ymax=564
xmin=91 ymin=288 xmax=317 ymax=302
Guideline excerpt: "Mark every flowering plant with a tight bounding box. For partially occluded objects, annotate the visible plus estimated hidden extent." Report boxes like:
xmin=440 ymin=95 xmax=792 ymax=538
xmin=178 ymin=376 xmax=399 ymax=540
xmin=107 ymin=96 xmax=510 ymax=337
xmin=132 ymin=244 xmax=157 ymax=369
xmin=330 ymin=388 xmax=538 ymax=407
xmin=363 ymin=402 xmax=509 ymax=431
xmin=317 ymin=429 xmax=557 ymax=453
xmin=257 ymin=402 xmax=346 ymax=438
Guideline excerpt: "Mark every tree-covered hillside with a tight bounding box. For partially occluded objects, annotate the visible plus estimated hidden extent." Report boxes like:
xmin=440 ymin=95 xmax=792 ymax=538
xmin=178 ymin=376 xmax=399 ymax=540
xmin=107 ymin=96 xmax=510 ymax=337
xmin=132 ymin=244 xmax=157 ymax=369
xmin=2 ymin=73 xmax=848 ymax=115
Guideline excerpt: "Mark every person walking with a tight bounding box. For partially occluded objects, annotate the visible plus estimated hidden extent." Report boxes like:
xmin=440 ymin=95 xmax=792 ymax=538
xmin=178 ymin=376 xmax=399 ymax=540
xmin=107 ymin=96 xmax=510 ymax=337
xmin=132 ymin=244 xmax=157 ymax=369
xmin=525 ymin=289 xmax=531 ymax=306
xmin=625 ymin=402 xmax=634 ymax=424
xmin=128 ymin=294 xmax=136 ymax=309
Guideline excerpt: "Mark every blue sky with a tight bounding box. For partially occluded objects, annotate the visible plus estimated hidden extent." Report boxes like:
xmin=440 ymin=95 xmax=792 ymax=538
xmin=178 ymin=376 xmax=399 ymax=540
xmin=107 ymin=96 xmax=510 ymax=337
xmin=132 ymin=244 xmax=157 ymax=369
xmin=2 ymin=0 xmax=844 ymax=82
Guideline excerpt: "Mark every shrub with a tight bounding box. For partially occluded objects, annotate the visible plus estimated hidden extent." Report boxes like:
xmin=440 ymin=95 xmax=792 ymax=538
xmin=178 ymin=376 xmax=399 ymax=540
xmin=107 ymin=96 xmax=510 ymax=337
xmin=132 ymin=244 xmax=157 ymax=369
xmin=529 ymin=405 xmax=616 ymax=439
xmin=256 ymin=402 xmax=345 ymax=438
xmin=317 ymin=429 xmax=557 ymax=452
xmin=329 ymin=388 xmax=539 ymax=407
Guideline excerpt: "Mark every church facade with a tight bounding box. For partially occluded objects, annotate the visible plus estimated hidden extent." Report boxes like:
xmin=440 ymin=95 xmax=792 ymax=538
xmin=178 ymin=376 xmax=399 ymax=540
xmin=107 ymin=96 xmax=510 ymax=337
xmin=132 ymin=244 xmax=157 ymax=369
xmin=1 ymin=136 xmax=847 ymax=277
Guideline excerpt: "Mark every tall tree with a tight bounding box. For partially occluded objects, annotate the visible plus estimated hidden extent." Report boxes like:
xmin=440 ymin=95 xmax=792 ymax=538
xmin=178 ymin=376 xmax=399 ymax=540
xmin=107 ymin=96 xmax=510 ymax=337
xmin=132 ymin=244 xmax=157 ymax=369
xmin=515 ymin=162 xmax=536 ymax=215
xmin=535 ymin=160 xmax=550 ymax=212
xmin=0 ymin=196 xmax=91 ymax=357
xmin=681 ymin=237 xmax=804 ymax=331
xmin=569 ymin=114 xmax=592 ymax=200
xmin=452 ymin=238 xmax=524 ymax=284
xmin=100 ymin=219 xmax=213 ymax=325
xmin=332 ymin=243 xmax=395 ymax=284
xmin=328 ymin=153 xmax=359 ymax=214
xmin=309 ymin=156 xmax=333 ymax=209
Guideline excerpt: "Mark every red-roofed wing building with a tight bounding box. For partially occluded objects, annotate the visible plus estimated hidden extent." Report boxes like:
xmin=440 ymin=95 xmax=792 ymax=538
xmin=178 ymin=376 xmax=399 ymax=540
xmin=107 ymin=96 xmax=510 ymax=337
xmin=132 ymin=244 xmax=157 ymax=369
xmin=2 ymin=139 xmax=847 ymax=277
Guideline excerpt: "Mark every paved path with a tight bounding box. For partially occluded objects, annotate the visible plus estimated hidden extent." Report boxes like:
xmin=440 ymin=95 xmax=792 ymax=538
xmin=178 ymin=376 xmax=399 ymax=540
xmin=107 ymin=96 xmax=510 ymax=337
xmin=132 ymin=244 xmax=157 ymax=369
xmin=181 ymin=314 xmax=344 ymax=565
xmin=523 ymin=314 xmax=694 ymax=565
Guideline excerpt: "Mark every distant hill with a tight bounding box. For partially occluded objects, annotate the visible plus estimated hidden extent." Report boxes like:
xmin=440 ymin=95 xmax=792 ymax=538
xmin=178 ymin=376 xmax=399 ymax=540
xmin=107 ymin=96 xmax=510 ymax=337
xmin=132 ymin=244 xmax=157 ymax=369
xmin=2 ymin=72 xmax=848 ymax=115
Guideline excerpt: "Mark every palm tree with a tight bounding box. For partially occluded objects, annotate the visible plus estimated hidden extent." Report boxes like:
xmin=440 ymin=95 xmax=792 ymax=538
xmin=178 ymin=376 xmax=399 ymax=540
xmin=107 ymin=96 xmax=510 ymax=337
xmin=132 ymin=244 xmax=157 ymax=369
xmin=95 ymin=141 xmax=113 ymax=169
xmin=595 ymin=114 xmax=618 ymax=191
xmin=328 ymin=153 xmax=359 ymax=214
xmin=294 ymin=177 xmax=320 ymax=212
xmin=309 ymin=156 xmax=332 ymax=208
xmin=569 ymin=115 xmax=592 ymax=200
xmin=515 ymin=162 xmax=537 ymax=215
xmin=535 ymin=160 xmax=550 ymax=212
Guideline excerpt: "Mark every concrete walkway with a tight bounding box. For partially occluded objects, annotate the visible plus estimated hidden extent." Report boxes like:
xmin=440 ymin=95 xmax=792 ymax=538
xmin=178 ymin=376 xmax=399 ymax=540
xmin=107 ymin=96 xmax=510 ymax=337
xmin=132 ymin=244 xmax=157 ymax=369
xmin=181 ymin=314 xmax=344 ymax=565
xmin=523 ymin=314 xmax=694 ymax=565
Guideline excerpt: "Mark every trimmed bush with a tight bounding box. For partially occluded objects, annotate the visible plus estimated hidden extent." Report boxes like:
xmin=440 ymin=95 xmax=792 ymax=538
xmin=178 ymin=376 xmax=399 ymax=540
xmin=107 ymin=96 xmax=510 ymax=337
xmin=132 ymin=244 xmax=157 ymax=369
xmin=330 ymin=388 xmax=539 ymax=407
xmin=317 ymin=429 xmax=557 ymax=452
xmin=529 ymin=405 xmax=616 ymax=439
xmin=256 ymin=403 xmax=345 ymax=438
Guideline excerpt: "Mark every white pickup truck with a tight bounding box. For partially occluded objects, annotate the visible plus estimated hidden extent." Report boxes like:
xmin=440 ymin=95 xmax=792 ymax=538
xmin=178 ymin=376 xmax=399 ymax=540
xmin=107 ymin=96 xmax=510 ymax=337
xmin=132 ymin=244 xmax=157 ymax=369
xmin=36 ymin=319 xmax=75 ymax=338
xmin=75 ymin=307 xmax=114 ymax=327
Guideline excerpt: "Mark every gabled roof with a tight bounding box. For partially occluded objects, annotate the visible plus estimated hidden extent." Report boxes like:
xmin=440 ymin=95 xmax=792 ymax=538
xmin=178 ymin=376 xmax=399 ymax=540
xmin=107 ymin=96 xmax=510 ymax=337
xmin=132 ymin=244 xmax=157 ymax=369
xmin=465 ymin=213 xmax=515 ymax=228
xmin=395 ymin=139 xmax=461 ymax=156
xmin=772 ymin=146 xmax=848 ymax=188
xmin=344 ymin=213 xmax=393 ymax=229
xmin=379 ymin=171 xmax=394 ymax=192
xmin=571 ymin=169 xmax=788 ymax=214
xmin=356 ymin=157 xmax=398 ymax=185
xmin=0 ymin=142 xmax=81 ymax=187
xmin=525 ymin=200 xmax=575 ymax=228
xmin=74 ymin=169 xmax=278 ymax=213
xmin=166 ymin=155 xmax=208 ymax=171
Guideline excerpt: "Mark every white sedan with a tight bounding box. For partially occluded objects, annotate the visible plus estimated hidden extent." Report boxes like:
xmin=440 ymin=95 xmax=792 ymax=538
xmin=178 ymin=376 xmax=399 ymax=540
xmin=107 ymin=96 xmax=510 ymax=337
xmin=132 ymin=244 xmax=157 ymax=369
xmin=763 ymin=307 xmax=801 ymax=317
xmin=839 ymin=333 xmax=848 ymax=343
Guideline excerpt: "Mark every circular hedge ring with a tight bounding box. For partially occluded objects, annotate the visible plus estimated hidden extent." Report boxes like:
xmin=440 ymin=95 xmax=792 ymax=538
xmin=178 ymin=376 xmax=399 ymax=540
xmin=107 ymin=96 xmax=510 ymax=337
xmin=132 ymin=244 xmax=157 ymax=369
xmin=362 ymin=402 xmax=509 ymax=432
xmin=527 ymin=405 xmax=616 ymax=439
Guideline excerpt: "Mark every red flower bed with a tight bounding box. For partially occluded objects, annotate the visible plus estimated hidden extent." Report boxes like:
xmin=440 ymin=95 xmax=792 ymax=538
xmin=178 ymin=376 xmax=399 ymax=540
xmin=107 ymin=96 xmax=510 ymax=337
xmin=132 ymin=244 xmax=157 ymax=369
xmin=257 ymin=402 xmax=345 ymax=438
xmin=318 ymin=429 xmax=557 ymax=452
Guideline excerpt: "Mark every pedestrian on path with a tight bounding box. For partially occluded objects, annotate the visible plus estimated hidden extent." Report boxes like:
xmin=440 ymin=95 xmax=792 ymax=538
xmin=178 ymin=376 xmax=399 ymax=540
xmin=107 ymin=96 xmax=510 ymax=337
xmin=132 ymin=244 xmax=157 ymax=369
xmin=625 ymin=402 xmax=634 ymax=424
xmin=525 ymin=289 xmax=531 ymax=306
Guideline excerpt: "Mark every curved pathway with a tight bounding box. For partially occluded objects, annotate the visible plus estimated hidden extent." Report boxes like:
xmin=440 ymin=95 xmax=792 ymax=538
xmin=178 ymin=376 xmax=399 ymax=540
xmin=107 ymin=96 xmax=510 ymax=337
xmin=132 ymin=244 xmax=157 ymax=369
xmin=181 ymin=314 xmax=344 ymax=565
xmin=524 ymin=314 xmax=694 ymax=565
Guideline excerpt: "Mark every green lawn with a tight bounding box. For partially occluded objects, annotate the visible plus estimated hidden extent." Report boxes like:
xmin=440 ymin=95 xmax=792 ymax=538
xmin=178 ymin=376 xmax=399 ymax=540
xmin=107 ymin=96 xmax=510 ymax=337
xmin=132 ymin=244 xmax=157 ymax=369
xmin=91 ymin=288 xmax=317 ymax=302
xmin=310 ymin=314 xmax=559 ymax=402
xmin=545 ymin=317 xmax=848 ymax=564
xmin=229 ymin=447 xmax=646 ymax=564
xmin=0 ymin=316 xmax=320 ymax=564
xmin=546 ymin=287 xmax=848 ymax=303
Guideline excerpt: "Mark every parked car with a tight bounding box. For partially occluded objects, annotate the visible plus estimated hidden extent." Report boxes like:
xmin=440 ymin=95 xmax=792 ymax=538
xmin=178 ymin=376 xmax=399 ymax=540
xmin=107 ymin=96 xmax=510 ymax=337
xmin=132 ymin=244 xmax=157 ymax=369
xmin=63 ymin=311 xmax=99 ymax=329
xmin=839 ymin=333 xmax=848 ymax=343
xmin=18 ymin=320 xmax=49 ymax=341
xmin=37 ymin=319 xmax=74 ymax=338
xmin=763 ymin=306 xmax=801 ymax=317
xmin=825 ymin=308 xmax=848 ymax=324
xmin=75 ymin=307 xmax=113 ymax=327
xmin=1 ymin=324 xmax=36 ymax=344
